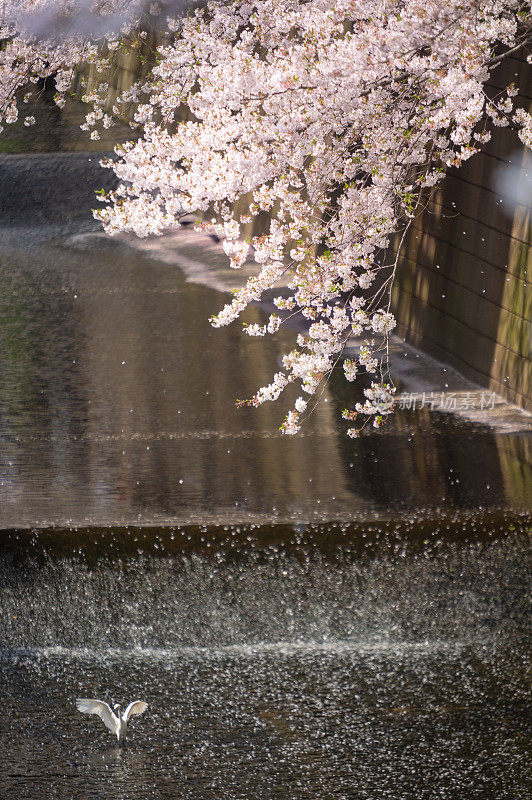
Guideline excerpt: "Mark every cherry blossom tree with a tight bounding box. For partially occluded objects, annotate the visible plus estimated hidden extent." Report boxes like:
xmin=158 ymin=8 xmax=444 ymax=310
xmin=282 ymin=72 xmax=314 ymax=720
xmin=2 ymin=1 xmax=531 ymax=435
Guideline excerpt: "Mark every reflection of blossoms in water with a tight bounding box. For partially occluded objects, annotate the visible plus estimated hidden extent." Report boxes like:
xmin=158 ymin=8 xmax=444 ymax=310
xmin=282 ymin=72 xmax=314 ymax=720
xmin=1 ymin=0 xmax=531 ymax=436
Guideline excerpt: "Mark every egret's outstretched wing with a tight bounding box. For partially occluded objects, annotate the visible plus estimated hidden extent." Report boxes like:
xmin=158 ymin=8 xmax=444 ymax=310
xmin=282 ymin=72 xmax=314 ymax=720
xmin=123 ymin=700 xmax=148 ymax=721
xmin=76 ymin=698 xmax=118 ymax=733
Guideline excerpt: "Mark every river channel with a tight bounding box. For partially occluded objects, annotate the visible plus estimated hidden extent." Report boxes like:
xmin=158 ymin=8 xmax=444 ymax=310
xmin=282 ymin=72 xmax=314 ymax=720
xmin=0 ymin=152 xmax=530 ymax=799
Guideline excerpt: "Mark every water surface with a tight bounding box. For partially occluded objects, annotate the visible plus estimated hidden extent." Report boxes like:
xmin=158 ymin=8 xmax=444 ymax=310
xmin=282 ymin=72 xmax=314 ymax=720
xmin=0 ymin=228 xmax=529 ymax=526
xmin=0 ymin=524 xmax=530 ymax=799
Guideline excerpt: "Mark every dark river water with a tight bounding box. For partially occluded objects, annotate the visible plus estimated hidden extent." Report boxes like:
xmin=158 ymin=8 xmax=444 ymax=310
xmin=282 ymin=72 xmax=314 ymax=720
xmin=0 ymin=524 xmax=530 ymax=800
xmin=0 ymin=223 xmax=529 ymax=526
xmin=0 ymin=164 xmax=530 ymax=798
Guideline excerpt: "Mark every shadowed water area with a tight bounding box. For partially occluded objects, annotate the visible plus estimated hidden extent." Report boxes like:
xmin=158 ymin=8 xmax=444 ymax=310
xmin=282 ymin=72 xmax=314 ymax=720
xmin=0 ymin=153 xmax=530 ymax=798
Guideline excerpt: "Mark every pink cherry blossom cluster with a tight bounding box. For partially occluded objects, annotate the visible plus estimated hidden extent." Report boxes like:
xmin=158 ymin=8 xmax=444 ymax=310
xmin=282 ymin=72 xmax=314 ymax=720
xmin=1 ymin=0 xmax=531 ymax=436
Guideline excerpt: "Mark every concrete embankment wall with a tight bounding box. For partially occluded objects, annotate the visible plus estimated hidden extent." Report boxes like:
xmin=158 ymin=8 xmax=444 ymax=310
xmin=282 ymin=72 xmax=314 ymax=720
xmin=391 ymin=53 xmax=531 ymax=412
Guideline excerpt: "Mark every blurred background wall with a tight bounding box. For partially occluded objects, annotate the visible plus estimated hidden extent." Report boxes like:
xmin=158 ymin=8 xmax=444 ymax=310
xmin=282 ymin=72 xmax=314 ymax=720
xmin=391 ymin=51 xmax=531 ymax=412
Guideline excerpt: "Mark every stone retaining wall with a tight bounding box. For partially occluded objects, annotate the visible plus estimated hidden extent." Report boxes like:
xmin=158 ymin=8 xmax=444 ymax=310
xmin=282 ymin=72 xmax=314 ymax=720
xmin=391 ymin=53 xmax=531 ymax=411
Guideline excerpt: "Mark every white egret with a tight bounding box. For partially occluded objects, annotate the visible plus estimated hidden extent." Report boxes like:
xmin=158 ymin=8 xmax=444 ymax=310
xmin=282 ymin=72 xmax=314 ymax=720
xmin=76 ymin=698 xmax=148 ymax=744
